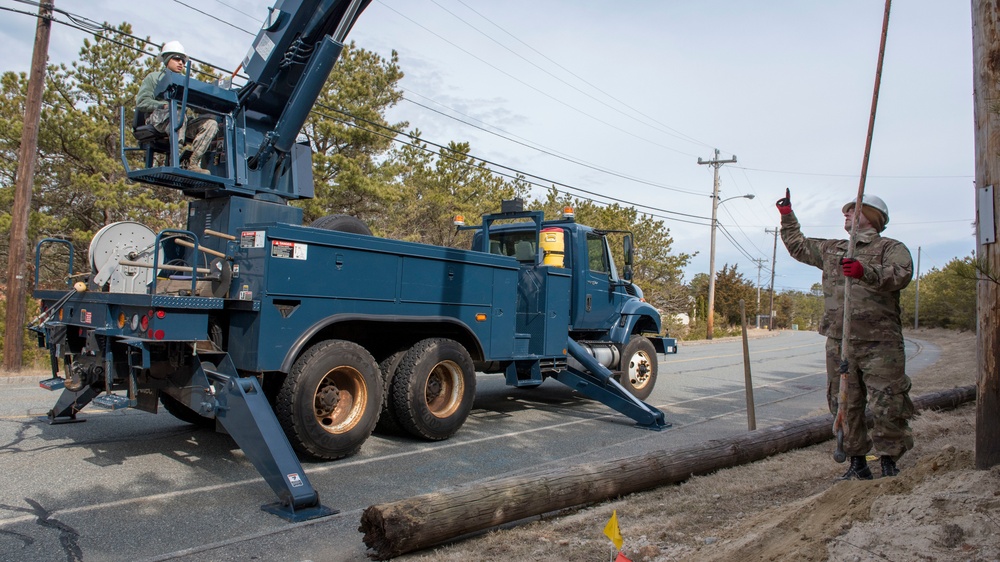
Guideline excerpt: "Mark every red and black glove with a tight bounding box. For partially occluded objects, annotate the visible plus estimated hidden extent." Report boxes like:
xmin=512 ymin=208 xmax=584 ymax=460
xmin=776 ymin=188 xmax=792 ymax=215
xmin=840 ymin=258 xmax=864 ymax=279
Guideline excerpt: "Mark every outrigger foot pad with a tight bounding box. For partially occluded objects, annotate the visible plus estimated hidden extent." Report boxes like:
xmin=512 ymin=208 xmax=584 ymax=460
xmin=261 ymin=502 xmax=338 ymax=523
xmin=42 ymin=414 xmax=86 ymax=425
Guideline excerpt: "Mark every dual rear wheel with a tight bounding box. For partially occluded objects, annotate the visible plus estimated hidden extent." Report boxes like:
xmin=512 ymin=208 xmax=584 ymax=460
xmin=277 ymin=337 xmax=476 ymax=459
xmin=387 ymin=338 xmax=476 ymax=441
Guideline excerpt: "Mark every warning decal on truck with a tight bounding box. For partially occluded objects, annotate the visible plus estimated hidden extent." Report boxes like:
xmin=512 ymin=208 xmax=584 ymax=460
xmin=287 ymin=473 xmax=303 ymax=488
xmin=271 ymin=240 xmax=308 ymax=260
xmin=241 ymin=230 xmax=266 ymax=249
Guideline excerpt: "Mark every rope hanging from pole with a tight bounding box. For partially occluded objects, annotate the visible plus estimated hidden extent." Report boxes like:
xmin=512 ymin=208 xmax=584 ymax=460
xmin=833 ymin=0 xmax=892 ymax=462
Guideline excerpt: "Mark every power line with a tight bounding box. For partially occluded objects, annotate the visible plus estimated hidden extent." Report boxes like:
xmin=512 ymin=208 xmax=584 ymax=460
xmin=170 ymin=0 xmax=255 ymax=36
xmin=4 ymin=2 xmax=720 ymax=228
xmin=424 ymin=0 xmax=716 ymax=152
xmin=401 ymin=93 xmax=705 ymax=196
xmin=720 ymin=204 xmax=768 ymax=257
xmin=374 ymin=0 xmax=701 ymax=159
xmin=717 ymin=223 xmax=762 ymax=262
xmin=210 ymin=0 xmax=262 ymax=23
xmin=3 ymin=1 xmax=240 ymax=79
xmin=314 ymin=101 xmax=714 ymax=225
xmin=451 ymin=0 xmax=718 ymax=152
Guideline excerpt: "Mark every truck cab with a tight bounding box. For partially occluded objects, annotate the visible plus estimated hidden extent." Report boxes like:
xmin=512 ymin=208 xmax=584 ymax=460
xmin=468 ymin=201 xmax=676 ymax=398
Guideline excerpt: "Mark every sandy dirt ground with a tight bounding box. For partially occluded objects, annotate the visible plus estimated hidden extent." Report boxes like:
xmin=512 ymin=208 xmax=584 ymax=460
xmin=403 ymin=328 xmax=999 ymax=562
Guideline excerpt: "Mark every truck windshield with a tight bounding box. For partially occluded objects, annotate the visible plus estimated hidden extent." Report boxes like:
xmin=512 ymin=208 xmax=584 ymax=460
xmin=488 ymin=231 xmax=537 ymax=262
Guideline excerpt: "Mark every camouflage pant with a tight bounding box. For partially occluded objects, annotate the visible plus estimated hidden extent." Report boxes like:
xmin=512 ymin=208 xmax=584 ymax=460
xmin=825 ymin=338 xmax=914 ymax=459
xmin=147 ymin=107 xmax=219 ymax=165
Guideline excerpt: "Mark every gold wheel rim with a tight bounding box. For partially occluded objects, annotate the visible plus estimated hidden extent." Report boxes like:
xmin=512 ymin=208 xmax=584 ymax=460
xmin=424 ymin=360 xmax=464 ymax=419
xmin=313 ymin=366 xmax=367 ymax=434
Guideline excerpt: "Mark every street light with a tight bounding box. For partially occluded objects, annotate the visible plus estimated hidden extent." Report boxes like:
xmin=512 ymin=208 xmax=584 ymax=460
xmin=706 ymin=193 xmax=754 ymax=339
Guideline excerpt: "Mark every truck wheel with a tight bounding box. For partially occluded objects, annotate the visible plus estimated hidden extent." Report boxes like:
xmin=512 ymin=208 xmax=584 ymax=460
xmin=311 ymin=214 xmax=372 ymax=236
xmin=160 ymin=392 xmax=215 ymax=429
xmin=390 ymin=338 xmax=476 ymax=441
xmin=374 ymin=350 xmax=406 ymax=434
xmin=619 ymin=336 xmax=657 ymax=400
xmin=277 ymin=340 xmax=382 ymax=460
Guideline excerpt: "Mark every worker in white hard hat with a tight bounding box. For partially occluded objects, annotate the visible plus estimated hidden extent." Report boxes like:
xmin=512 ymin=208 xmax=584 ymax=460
xmin=135 ymin=41 xmax=219 ymax=174
xmin=776 ymin=189 xmax=914 ymax=481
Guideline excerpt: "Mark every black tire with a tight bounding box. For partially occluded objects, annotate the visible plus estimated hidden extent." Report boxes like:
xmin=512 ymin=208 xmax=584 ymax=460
xmin=374 ymin=350 xmax=406 ymax=434
xmin=618 ymin=335 xmax=658 ymax=400
xmin=160 ymin=391 xmax=215 ymax=429
xmin=311 ymin=214 xmax=372 ymax=236
xmin=390 ymin=338 xmax=476 ymax=441
xmin=276 ymin=340 xmax=382 ymax=460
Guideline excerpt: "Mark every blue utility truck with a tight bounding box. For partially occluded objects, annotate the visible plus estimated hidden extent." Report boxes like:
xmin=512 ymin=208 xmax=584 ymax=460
xmin=29 ymin=0 xmax=676 ymax=521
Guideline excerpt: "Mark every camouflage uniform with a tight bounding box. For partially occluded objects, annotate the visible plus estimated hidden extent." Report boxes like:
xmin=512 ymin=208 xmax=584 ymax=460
xmin=135 ymin=69 xmax=219 ymax=170
xmin=780 ymin=211 xmax=914 ymax=460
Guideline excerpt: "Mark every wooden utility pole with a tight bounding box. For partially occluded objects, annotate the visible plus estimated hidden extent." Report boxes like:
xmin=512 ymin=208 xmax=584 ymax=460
xmin=751 ymin=257 xmax=767 ymax=327
xmin=698 ymin=149 xmax=737 ymax=340
xmin=361 ymin=387 xmax=974 ymax=559
xmin=972 ymin=0 xmax=1000 ymax=470
xmin=765 ymin=227 xmax=779 ymax=330
xmin=4 ymin=1 xmax=53 ymax=371
xmin=739 ymin=299 xmax=756 ymax=430
xmin=914 ymin=246 xmax=921 ymax=329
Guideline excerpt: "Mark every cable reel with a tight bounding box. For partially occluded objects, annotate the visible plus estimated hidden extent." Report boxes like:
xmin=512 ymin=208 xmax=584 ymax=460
xmin=89 ymin=222 xmax=163 ymax=294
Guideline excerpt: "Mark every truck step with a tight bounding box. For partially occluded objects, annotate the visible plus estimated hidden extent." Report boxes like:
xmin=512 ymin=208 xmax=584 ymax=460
xmin=92 ymin=394 xmax=133 ymax=410
xmin=39 ymin=377 xmax=65 ymax=391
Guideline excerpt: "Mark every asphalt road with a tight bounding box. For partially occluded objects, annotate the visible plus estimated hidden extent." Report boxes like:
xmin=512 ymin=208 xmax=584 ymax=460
xmin=0 ymin=330 xmax=937 ymax=562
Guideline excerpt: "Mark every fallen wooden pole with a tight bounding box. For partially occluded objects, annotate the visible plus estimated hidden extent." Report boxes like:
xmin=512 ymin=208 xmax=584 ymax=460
xmin=360 ymin=386 xmax=975 ymax=560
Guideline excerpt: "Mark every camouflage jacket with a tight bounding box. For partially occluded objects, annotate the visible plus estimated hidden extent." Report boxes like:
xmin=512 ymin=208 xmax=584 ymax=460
xmin=136 ymin=70 xmax=168 ymax=115
xmin=780 ymin=212 xmax=912 ymax=342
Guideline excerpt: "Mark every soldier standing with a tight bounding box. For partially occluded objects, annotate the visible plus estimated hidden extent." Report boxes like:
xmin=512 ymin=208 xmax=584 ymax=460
xmin=776 ymin=190 xmax=914 ymax=479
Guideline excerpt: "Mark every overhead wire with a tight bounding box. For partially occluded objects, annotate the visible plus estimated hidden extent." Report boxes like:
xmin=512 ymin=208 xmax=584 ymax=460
xmin=210 ymin=0 xmax=262 ymax=22
xmin=4 ymin=1 xmax=711 ymax=226
xmin=5 ymin=1 xmax=779 ymax=240
xmin=313 ymin=101 xmax=714 ymax=225
xmin=716 ymin=223 xmax=760 ymax=263
xmin=7 ymin=0 xmax=856 ymax=293
xmin=372 ymin=0 xmax=702 ymax=159
xmin=451 ymin=0 xmax=718 ymax=152
xmin=422 ymin=0 xmax=715 ymax=152
xmin=3 ymin=0 xmax=241 ymax=80
xmin=401 ymin=92 xmax=705 ymax=196
xmin=7 ymin=0 xmax=708 ymax=200
xmin=169 ymin=0 xmax=255 ymax=36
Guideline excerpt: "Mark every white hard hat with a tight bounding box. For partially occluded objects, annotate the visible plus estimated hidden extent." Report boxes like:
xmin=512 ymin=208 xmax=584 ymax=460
xmin=843 ymin=194 xmax=889 ymax=226
xmin=160 ymin=41 xmax=188 ymax=64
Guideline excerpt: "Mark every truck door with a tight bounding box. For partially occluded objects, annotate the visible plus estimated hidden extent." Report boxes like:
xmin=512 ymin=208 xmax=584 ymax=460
xmin=579 ymin=232 xmax=623 ymax=330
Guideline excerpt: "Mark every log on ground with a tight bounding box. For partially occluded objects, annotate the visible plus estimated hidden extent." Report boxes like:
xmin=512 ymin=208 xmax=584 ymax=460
xmin=359 ymin=386 xmax=975 ymax=560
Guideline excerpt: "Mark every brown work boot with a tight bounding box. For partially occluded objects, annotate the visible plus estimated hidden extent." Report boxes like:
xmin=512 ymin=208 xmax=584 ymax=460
xmin=838 ymin=456 xmax=873 ymax=480
xmin=188 ymin=164 xmax=211 ymax=175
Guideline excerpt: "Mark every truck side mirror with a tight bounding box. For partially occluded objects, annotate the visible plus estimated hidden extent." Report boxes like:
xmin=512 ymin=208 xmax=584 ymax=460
xmin=622 ymin=235 xmax=634 ymax=281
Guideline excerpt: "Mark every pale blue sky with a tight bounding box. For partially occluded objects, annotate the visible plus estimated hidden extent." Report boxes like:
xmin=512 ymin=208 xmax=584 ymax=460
xmin=1 ymin=1 xmax=977 ymax=296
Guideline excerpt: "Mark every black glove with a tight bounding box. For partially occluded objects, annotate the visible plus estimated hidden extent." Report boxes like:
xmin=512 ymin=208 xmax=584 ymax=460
xmin=776 ymin=188 xmax=792 ymax=215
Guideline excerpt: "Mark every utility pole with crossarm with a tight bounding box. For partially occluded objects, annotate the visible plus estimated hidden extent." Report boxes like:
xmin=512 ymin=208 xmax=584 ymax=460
xmin=698 ymin=149 xmax=738 ymax=340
